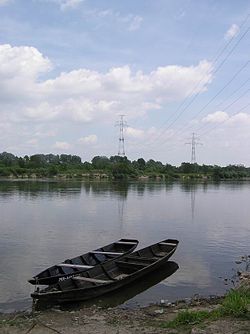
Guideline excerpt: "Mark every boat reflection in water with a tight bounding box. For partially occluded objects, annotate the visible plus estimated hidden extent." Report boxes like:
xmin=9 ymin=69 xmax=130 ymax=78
xmin=34 ymin=261 xmax=179 ymax=311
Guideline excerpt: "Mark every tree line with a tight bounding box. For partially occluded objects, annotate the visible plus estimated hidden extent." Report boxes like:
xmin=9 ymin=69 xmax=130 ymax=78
xmin=0 ymin=151 xmax=250 ymax=180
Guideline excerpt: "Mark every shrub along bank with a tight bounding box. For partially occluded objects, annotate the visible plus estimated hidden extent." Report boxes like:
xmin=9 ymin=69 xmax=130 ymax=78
xmin=1 ymin=152 xmax=250 ymax=180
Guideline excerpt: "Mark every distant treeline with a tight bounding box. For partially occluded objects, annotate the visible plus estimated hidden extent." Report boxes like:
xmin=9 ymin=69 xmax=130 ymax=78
xmin=0 ymin=151 xmax=250 ymax=180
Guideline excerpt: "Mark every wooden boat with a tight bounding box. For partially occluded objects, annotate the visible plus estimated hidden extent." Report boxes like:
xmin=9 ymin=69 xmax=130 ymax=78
xmin=28 ymin=239 xmax=139 ymax=285
xmin=34 ymin=261 xmax=179 ymax=311
xmin=31 ymin=239 xmax=178 ymax=304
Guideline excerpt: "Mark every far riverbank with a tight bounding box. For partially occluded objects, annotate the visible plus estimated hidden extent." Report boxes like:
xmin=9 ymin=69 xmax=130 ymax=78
xmin=1 ymin=151 xmax=250 ymax=181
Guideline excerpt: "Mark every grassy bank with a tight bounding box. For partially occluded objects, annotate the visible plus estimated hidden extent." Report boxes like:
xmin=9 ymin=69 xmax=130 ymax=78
xmin=160 ymin=286 xmax=250 ymax=330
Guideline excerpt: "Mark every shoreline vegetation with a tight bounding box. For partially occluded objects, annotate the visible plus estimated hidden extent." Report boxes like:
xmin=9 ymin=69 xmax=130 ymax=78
xmin=0 ymin=273 xmax=249 ymax=334
xmin=1 ymin=152 xmax=250 ymax=181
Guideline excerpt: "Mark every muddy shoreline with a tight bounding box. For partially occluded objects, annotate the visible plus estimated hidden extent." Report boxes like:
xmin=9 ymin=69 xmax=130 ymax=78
xmin=1 ymin=293 xmax=249 ymax=334
xmin=1 ymin=272 xmax=249 ymax=333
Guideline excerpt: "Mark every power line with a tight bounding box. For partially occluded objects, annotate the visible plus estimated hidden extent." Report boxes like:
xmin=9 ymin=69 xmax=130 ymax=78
xmin=169 ymin=59 xmax=250 ymax=138
xmin=160 ymin=41 xmax=250 ymax=142
xmin=195 ymin=88 xmax=250 ymax=133
xmin=200 ymin=101 xmax=250 ymax=137
xmin=215 ymin=77 xmax=250 ymax=109
xmin=212 ymin=27 xmax=250 ymax=76
xmin=212 ymin=14 xmax=250 ymax=65
xmin=142 ymin=17 xmax=250 ymax=149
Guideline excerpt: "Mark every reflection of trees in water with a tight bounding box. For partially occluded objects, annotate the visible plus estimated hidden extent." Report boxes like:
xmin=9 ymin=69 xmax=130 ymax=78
xmin=145 ymin=182 xmax=165 ymax=194
xmin=178 ymin=180 xmax=250 ymax=219
xmin=0 ymin=180 xmax=82 ymax=199
xmin=180 ymin=181 xmax=199 ymax=192
xmin=130 ymin=181 xmax=173 ymax=196
xmin=83 ymin=181 xmax=176 ymax=199
xmin=179 ymin=180 xmax=250 ymax=193
xmin=83 ymin=181 xmax=129 ymax=200
xmin=1 ymin=180 xmax=249 ymax=201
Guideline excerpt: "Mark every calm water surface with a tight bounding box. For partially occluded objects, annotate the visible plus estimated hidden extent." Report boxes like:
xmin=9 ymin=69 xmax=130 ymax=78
xmin=0 ymin=180 xmax=249 ymax=312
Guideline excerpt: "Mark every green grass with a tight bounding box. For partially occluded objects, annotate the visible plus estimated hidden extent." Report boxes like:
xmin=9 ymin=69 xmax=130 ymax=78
xmin=220 ymin=288 xmax=250 ymax=318
xmin=0 ymin=317 xmax=28 ymax=327
xmin=160 ymin=310 xmax=211 ymax=328
xmin=160 ymin=287 xmax=250 ymax=329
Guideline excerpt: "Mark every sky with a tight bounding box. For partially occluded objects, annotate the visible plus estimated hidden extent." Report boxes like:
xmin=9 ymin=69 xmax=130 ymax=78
xmin=0 ymin=0 xmax=250 ymax=166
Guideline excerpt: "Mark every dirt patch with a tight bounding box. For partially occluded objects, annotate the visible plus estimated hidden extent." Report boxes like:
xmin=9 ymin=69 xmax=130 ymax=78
xmin=0 ymin=298 xmax=249 ymax=334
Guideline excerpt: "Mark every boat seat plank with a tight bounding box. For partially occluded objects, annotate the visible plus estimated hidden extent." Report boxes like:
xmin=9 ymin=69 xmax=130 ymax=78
xmin=114 ymin=273 xmax=129 ymax=280
xmin=159 ymin=242 xmax=177 ymax=246
xmin=72 ymin=277 xmax=114 ymax=284
xmin=91 ymin=251 xmax=124 ymax=255
xmin=116 ymin=260 xmax=148 ymax=267
xmin=115 ymin=241 xmax=138 ymax=245
xmin=57 ymin=264 xmax=94 ymax=269
xmin=126 ymin=255 xmax=158 ymax=261
xmin=153 ymin=252 xmax=166 ymax=257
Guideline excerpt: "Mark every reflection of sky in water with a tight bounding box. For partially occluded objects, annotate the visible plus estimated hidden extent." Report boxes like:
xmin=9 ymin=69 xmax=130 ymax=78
xmin=0 ymin=180 xmax=250 ymax=312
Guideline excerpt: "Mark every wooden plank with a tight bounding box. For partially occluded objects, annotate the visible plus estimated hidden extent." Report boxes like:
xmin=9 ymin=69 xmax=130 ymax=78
xmin=114 ymin=273 xmax=129 ymax=280
xmin=91 ymin=251 xmax=124 ymax=255
xmin=115 ymin=241 xmax=137 ymax=245
xmin=57 ymin=263 xmax=94 ymax=269
xmin=126 ymin=256 xmax=156 ymax=262
xmin=159 ymin=242 xmax=177 ymax=246
xmin=73 ymin=276 xmax=114 ymax=284
xmin=116 ymin=260 xmax=148 ymax=267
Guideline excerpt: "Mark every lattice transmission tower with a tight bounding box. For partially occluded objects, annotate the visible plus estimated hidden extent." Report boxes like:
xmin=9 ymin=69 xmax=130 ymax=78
xmin=116 ymin=115 xmax=127 ymax=156
xmin=186 ymin=133 xmax=202 ymax=163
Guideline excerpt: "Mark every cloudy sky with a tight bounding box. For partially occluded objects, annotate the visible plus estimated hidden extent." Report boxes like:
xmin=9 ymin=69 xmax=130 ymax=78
xmin=0 ymin=0 xmax=249 ymax=165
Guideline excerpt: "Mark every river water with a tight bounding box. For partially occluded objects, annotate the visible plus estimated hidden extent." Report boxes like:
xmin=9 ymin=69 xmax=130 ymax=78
xmin=0 ymin=180 xmax=249 ymax=312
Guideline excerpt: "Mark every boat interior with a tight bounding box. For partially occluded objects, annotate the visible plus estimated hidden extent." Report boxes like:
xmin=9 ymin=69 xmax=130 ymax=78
xmin=38 ymin=239 xmax=138 ymax=279
xmin=51 ymin=240 xmax=178 ymax=292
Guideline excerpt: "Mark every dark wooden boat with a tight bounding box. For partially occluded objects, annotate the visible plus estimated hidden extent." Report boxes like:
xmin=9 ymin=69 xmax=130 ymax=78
xmin=34 ymin=261 xmax=179 ymax=311
xmin=28 ymin=239 xmax=139 ymax=285
xmin=31 ymin=239 xmax=178 ymax=304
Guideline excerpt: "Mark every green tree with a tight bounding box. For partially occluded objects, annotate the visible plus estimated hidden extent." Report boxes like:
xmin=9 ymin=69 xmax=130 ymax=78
xmin=91 ymin=156 xmax=110 ymax=169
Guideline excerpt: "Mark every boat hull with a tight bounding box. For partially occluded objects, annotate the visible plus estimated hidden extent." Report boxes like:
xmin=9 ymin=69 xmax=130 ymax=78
xmin=29 ymin=238 xmax=139 ymax=285
xmin=32 ymin=239 xmax=179 ymax=304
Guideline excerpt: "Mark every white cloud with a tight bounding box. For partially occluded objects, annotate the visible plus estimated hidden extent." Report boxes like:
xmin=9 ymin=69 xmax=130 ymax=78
xmin=23 ymin=103 xmax=59 ymax=121
xmin=202 ymin=111 xmax=250 ymax=127
xmin=41 ymin=0 xmax=84 ymax=11
xmin=60 ymin=0 xmax=84 ymax=11
xmin=142 ymin=102 xmax=162 ymax=110
xmin=26 ymin=139 xmax=38 ymax=145
xmin=224 ymin=24 xmax=240 ymax=40
xmin=125 ymin=127 xmax=145 ymax=139
xmin=84 ymin=8 xmax=143 ymax=32
xmin=202 ymin=111 xmax=229 ymax=123
xmin=0 ymin=43 xmax=210 ymax=123
xmin=78 ymin=135 xmax=97 ymax=144
xmin=0 ymin=0 xmax=10 ymax=6
xmin=0 ymin=44 xmax=52 ymax=79
xmin=0 ymin=43 xmax=214 ymax=156
xmin=128 ymin=15 xmax=143 ymax=31
xmin=34 ymin=130 xmax=57 ymax=138
xmin=228 ymin=112 xmax=250 ymax=125
xmin=53 ymin=141 xmax=71 ymax=150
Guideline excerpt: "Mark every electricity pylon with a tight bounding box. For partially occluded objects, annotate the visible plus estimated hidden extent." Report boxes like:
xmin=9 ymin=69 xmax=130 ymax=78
xmin=186 ymin=133 xmax=202 ymax=163
xmin=116 ymin=115 xmax=127 ymax=156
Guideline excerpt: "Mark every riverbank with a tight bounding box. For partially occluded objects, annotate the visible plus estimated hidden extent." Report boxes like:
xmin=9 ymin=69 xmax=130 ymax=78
xmin=1 ymin=152 xmax=250 ymax=181
xmin=0 ymin=297 xmax=249 ymax=334
xmin=1 ymin=276 xmax=249 ymax=334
